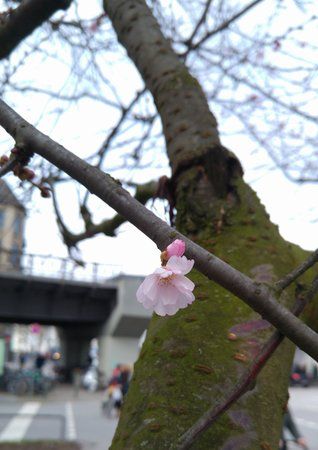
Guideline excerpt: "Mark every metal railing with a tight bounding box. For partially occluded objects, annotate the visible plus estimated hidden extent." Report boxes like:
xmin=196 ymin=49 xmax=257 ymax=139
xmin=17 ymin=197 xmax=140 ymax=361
xmin=0 ymin=247 xmax=121 ymax=283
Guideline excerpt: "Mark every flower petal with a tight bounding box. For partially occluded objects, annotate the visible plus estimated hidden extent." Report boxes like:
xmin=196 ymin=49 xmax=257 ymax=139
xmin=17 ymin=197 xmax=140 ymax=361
xmin=136 ymin=274 xmax=159 ymax=307
xmin=172 ymin=274 xmax=195 ymax=292
xmin=167 ymin=256 xmax=194 ymax=275
xmin=160 ymin=284 xmax=179 ymax=305
xmin=140 ymin=273 xmax=157 ymax=293
xmin=137 ymin=254 xmax=196 ymax=316
xmin=155 ymin=268 xmax=173 ymax=279
xmin=178 ymin=290 xmax=195 ymax=308
xmin=154 ymin=302 xmax=168 ymax=316
xmin=162 ymin=303 xmax=180 ymax=316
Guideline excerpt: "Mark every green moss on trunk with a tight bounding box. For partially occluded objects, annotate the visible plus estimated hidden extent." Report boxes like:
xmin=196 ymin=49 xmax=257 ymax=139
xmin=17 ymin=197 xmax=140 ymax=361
xmin=111 ymin=176 xmax=306 ymax=449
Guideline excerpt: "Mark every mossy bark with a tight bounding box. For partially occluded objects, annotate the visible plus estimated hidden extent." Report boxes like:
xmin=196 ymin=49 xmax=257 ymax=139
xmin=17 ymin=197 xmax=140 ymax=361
xmin=103 ymin=1 xmax=314 ymax=448
xmin=110 ymin=165 xmax=306 ymax=449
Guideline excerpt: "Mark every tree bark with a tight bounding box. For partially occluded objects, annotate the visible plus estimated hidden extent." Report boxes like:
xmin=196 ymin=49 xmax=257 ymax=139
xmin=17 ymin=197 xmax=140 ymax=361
xmin=103 ymin=1 xmax=310 ymax=448
xmin=0 ymin=0 xmax=72 ymax=60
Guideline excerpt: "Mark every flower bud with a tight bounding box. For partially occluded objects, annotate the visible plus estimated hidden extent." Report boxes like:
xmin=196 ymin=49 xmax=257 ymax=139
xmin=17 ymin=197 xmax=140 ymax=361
xmin=0 ymin=155 xmax=9 ymax=166
xmin=19 ymin=167 xmax=35 ymax=181
xmin=166 ymin=239 xmax=185 ymax=258
xmin=40 ymin=187 xmax=51 ymax=198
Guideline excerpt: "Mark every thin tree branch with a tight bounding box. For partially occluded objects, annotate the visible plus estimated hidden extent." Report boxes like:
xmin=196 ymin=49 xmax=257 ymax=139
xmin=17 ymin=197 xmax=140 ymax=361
xmin=82 ymin=87 xmax=147 ymax=207
xmin=182 ymin=0 xmax=265 ymax=56
xmin=184 ymin=0 xmax=213 ymax=48
xmin=49 ymin=181 xmax=79 ymax=249
xmin=221 ymin=69 xmax=318 ymax=125
xmin=0 ymin=99 xmax=318 ymax=360
xmin=276 ymin=249 xmax=318 ymax=292
xmin=0 ymin=156 xmax=18 ymax=177
xmin=96 ymin=88 xmax=147 ymax=165
xmin=177 ymin=276 xmax=318 ymax=449
xmin=0 ymin=0 xmax=72 ymax=60
xmin=74 ymin=180 xmax=158 ymax=245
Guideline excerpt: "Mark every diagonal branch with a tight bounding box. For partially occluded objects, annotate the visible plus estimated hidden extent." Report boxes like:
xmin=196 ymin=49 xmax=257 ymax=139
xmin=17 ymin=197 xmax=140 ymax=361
xmin=0 ymin=0 xmax=72 ymax=60
xmin=0 ymin=99 xmax=318 ymax=360
xmin=74 ymin=180 xmax=158 ymax=245
xmin=276 ymin=249 xmax=318 ymax=292
xmin=177 ymin=276 xmax=318 ymax=449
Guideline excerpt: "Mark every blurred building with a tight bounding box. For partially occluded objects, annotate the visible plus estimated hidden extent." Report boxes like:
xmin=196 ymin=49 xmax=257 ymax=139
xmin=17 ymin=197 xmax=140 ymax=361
xmin=0 ymin=180 xmax=25 ymax=375
xmin=0 ymin=179 xmax=25 ymax=271
xmin=0 ymin=181 xmax=150 ymax=379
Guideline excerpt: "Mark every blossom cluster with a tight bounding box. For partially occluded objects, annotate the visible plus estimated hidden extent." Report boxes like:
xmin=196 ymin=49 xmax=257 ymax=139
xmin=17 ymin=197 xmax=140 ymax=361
xmin=136 ymin=239 xmax=195 ymax=316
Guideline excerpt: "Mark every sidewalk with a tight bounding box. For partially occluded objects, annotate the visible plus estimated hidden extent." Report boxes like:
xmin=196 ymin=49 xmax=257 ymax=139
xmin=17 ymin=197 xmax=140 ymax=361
xmin=0 ymin=384 xmax=118 ymax=450
xmin=48 ymin=385 xmax=118 ymax=450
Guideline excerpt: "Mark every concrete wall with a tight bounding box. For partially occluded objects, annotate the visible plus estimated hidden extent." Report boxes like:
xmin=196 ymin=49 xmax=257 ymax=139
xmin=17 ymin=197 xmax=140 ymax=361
xmin=105 ymin=275 xmax=150 ymax=337
xmin=99 ymin=335 xmax=141 ymax=378
xmin=98 ymin=275 xmax=151 ymax=377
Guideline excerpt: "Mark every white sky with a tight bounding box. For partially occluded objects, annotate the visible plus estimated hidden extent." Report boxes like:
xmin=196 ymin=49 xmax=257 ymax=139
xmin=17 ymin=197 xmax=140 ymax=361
xmin=1 ymin=0 xmax=317 ymax=277
xmin=20 ymin=135 xmax=318 ymax=277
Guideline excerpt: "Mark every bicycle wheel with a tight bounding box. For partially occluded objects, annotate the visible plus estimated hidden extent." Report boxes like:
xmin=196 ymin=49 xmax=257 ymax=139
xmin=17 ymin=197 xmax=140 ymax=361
xmin=11 ymin=378 xmax=30 ymax=396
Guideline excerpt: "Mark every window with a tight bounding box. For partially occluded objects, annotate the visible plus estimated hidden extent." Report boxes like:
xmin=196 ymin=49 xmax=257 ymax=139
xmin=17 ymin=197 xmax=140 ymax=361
xmin=13 ymin=216 xmax=22 ymax=238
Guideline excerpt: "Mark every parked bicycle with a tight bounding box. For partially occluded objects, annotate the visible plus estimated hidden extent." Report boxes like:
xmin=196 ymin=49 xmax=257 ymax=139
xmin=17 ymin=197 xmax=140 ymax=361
xmin=6 ymin=369 xmax=53 ymax=396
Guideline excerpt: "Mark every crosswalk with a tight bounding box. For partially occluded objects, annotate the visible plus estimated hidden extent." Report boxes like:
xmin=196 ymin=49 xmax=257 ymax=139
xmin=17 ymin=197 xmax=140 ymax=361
xmin=0 ymin=402 xmax=41 ymax=441
xmin=0 ymin=401 xmax=76 ymax=442
xmin=65 ymin=401 xmax=77 ymax=440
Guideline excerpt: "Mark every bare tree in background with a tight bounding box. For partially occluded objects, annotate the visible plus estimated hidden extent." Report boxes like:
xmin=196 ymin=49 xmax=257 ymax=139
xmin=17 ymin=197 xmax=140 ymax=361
xmin=0 ymin=0 xmax=318 ymax=448
xmin=1 ymin=0 xmax=318 ymax=233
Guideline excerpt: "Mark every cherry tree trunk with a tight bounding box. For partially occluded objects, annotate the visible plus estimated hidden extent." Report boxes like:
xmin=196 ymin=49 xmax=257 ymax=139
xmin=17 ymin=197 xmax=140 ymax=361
xmin=103 ymin=1 xmax=306 ymax=448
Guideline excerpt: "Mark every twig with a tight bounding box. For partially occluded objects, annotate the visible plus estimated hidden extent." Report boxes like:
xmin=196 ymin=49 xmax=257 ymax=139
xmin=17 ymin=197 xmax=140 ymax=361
xmin=184 ymin=0 xmax=213 ymax=48
xmin=82 ymin=87 xmax=147 ymax=207
xmin=49 ymin=182 xmax=77 ymax=249
xmin=0 ymin=98 xmax=318 ymax=360
xmin=0 ymin=156 xmax=18 ymax=178
xmin=182 ymin=0 xmax=264 ymax=56
xmin=177 ymin=277 xmax=318 ymax=449
xmin=275 ymin=249 xmax=318 ymax=292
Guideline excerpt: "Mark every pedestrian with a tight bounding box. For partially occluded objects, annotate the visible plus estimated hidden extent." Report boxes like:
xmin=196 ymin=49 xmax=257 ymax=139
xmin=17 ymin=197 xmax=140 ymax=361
xmin=118 ymin=364 xmax=132 ymax=396
xmin=111 ymin=383 xmax=123 ymax=417
xmin=279 ymin=407 xmax=308 ymax=449
xmin=103 ymin=382 xmax=123 ymax=417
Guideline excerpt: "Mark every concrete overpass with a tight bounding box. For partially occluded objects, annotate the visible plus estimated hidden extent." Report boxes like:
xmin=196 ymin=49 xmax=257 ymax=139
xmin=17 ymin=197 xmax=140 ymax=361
xmin=0 ymin=250 xmax=151 ymax=376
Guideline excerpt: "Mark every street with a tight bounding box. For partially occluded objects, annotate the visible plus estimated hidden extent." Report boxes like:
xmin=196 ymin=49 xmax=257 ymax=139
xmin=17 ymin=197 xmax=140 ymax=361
xmin=289 ymin=386 xmax=318 ymax=449
xmin=0 ymin=385 xmax=316 ymax=449
xmin=0 ymin=385 xmax=118 ymax=450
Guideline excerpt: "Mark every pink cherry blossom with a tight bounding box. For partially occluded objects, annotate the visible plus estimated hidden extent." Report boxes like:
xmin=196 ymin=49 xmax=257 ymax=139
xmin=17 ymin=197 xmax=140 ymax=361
xmin=136 ymin=255 xmax=195 ymax=316
xmin=166 ymin=239 xmax=186 ymax=258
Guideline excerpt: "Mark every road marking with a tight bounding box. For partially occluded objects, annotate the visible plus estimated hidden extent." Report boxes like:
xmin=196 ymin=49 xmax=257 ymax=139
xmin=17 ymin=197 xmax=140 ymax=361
xmin=65 ymin=401 xmax=77 ymax=440
xmin=0 ymin=401 xmax=41 ymax=441
xmin=296 ymin=417 xmax=318 ymax=430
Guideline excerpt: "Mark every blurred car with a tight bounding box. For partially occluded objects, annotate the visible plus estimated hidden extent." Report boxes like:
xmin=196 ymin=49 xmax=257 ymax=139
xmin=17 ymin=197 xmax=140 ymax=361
xmin=290 ymin=365 xmax=311 ymax=387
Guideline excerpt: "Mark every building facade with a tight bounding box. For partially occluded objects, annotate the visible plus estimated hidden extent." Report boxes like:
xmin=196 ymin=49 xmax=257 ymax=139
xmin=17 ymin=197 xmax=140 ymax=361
xmin=0 ymin=180 xmax=25 ymax=271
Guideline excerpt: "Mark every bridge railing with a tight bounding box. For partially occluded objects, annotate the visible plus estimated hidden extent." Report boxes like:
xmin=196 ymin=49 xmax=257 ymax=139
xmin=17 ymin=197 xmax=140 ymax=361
xmin=0 ymin=247 xmax=121 ymax=283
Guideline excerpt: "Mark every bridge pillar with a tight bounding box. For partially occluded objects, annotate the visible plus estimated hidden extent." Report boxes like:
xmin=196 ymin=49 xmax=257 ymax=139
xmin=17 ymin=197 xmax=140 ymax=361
xmin=58 ymin=324 xmax=102 ymax=378
xmin=98 ymin=275 xmax=151 ymax=378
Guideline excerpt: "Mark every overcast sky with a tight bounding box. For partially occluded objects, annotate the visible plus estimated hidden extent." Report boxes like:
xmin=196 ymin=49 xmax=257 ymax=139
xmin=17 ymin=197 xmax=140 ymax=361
xmin=1 ymin=0 xmax=317 ymax=277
